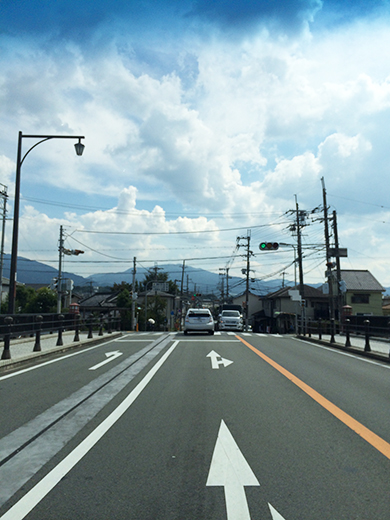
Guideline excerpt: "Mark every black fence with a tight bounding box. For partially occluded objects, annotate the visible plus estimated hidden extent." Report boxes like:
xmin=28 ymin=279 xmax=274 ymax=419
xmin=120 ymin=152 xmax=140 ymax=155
xmin=1 ymin=313 xmax=121 ymax=360
xmin=302 ymin=316 xmax=390 ymax=340
xmin=298 ymin=316 xmax=390 ymax=356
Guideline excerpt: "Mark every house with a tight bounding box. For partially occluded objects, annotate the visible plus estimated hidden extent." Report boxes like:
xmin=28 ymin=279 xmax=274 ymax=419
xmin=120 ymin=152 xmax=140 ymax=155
xmin=231 ymin=290 xmax=265 ymax=320
xmin=340 ymin=270 xmax=385 ymax=316
xmin=254 ymin=284 xmax=328 ymax=332
xmin=78 ymin=292 xmax=119 ymax=318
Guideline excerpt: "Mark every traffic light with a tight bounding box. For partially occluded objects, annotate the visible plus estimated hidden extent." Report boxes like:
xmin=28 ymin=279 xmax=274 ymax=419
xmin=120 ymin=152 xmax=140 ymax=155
xmin=259 ymin=242 xmax=279 ymax=251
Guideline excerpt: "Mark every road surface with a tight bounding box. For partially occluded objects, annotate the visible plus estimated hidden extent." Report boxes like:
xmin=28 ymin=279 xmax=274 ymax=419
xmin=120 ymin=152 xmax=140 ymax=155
xmin=0 ymin=331 xmax=389 ymax=519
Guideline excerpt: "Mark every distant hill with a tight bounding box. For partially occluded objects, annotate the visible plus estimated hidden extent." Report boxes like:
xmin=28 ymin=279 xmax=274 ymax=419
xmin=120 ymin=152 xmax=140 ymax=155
xmin=1 ymin=254 xmax=86 ymax=286
xmin=3 ymin=255 xmax=373 ymax=296
xmin=84 ymin=263 xmax=292 ymax=296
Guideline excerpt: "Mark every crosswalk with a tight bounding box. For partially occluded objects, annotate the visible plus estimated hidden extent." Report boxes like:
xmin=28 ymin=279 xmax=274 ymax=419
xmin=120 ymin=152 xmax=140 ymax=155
xmin=135 ymin=331 xmax=286 ymax=338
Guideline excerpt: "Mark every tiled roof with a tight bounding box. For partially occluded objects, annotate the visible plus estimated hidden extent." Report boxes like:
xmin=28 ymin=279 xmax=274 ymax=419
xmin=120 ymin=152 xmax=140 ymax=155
xmin=79 ymin=292 xmax=116 ymax=307
xmin=340 ymin=270 xmax=384 ymax=292
xmin=266 ymin=284 xmax=326 ymax=299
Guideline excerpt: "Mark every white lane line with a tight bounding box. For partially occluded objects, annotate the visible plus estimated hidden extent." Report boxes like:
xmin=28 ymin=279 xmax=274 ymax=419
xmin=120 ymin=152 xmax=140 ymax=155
xmin=1 ymin=341 xmax=179 ymax=520
xmin=293 ymin=338 xmax=390 ymax=370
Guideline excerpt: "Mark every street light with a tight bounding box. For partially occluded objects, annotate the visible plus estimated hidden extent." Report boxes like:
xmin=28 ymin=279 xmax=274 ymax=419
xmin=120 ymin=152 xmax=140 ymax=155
xmin=8 ymin=131 xmax=85 ymax=316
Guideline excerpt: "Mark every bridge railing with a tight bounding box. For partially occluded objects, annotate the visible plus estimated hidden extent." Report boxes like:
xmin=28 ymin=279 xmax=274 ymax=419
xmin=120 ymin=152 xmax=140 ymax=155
xmin=0 ymin=313 xmax=121 ymax=360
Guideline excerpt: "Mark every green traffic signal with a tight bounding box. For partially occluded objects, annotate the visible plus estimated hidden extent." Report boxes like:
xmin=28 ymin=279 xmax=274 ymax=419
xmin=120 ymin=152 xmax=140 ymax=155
xmin=259 ymin=242 xmax=279 ymax=251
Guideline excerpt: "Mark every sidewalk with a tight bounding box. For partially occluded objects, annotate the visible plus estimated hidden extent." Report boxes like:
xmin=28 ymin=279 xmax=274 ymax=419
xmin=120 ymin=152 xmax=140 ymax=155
xmin=0 ymin=330 xmax=123 ymax=370
xmin=298 ymin=333 xmax=390 ymax=362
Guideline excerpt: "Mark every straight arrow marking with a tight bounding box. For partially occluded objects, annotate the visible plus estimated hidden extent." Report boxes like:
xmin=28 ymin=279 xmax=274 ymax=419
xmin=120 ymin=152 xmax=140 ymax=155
xmin=207 ymin=420 xmax=259 ymax=519
xmin=269 ymin=503 xmax=287 ymax=519
xmin=89 ymin=351 xmax=123 ymax=370
xmin=206 ymin=350 xmax=233 ymax=369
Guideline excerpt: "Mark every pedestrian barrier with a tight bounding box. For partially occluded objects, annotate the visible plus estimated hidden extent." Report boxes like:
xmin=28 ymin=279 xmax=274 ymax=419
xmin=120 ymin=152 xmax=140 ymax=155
xmin=298 ymin=317 xmax=390 ymax=358
xmin=0 ymin=313 xmax=121 ymax=360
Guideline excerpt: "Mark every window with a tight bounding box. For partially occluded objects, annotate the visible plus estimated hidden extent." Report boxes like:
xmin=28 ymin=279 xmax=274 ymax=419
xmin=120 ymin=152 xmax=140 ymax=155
xmin=351 ymin=294 xmax=369 ymax=304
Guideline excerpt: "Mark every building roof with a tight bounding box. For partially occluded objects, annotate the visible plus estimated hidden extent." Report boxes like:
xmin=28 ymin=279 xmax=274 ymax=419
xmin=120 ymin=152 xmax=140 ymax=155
xmin=340 ymin=270 xmax=384 ymax=292
xmin=266 ymin=284 xmax=326 ymax=300
xmin=79 ymin=292 xmax=118 ymax=308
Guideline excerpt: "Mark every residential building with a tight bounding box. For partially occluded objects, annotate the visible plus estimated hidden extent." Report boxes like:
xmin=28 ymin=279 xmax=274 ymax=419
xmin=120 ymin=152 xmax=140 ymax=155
xmin=340 ymin=270 xmax=385 ymax=316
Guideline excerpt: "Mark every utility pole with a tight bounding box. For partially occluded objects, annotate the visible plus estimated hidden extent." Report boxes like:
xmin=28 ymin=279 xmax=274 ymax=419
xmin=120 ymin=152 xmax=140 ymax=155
xmin=219 ymin=268 xmax=225 ymax=304
xmin=131 ymin=256 xmax=136 ymax=331
xmin=0 ymin=185 xmax=7 ymax=311
xmin=226 ymin=267 xmax=230 ymax=302
xmin=57 ymin=225 xmax=64 ymax=313
xmin=332 ymin=210 xmax=342 ymax=320
xmin=295 ymin=196 xmax=305 ymax=335
xmin=237 ymin=234 xmax=253 ymax=331
xmin=321 ymin=177 xmax=335 ymax=321
xmin=295 ymin=196 xmax=305 ymax=298
xmin=180 ymin=260 xmax=185 ymax=330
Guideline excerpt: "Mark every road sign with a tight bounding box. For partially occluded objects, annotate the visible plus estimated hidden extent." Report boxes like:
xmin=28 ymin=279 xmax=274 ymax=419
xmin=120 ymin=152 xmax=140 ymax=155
xmin=329 ymin=247 xmax=348 ymax=257
xmin=152 ymin=282 xmax=169 ymax=292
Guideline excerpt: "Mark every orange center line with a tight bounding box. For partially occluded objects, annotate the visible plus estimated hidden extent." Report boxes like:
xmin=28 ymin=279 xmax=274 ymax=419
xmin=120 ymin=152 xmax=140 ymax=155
xmin=236 ymin=335 xmax=390 ymax=461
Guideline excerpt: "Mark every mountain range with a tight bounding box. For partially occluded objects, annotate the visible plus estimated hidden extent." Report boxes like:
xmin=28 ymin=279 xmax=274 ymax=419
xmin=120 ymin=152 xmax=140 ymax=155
xmin=1 ymin=255 xmax=291 ymax=296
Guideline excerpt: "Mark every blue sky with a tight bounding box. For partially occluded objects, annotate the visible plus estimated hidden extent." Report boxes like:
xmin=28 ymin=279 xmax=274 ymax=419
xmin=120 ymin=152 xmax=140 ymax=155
xmin=1 ymin=0 xmax=390 ymax=289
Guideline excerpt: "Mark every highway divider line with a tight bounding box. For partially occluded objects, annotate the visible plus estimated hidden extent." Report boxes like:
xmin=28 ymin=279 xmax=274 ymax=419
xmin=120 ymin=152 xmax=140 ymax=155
xmin=237 ymin=336 xmax=390 ymax=461
xmin=0 ymin=340 xmax=179 ymax=520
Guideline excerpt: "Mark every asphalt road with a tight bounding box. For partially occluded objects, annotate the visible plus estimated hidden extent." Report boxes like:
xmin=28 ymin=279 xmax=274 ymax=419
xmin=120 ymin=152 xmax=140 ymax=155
xmin=0 ymin=331 xmax=389 ymax=519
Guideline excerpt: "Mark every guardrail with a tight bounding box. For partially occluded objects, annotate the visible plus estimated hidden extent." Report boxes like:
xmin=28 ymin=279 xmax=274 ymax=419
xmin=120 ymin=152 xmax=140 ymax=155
xmin=1 ymin=313 xmax=121 ymax=360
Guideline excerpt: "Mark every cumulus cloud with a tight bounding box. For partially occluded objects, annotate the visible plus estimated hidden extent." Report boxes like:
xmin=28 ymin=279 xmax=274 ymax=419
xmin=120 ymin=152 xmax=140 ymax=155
xmin=2 ymin=3 xmax=390 ymax=284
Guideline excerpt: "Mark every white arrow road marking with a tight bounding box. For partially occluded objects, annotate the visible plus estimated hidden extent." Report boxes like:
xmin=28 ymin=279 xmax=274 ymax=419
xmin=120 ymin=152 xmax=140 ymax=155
xmin=89 ymin=351 xmax=123 ymax=370
xmin=269 ymin=502 xmax=287 ymax=519
xmin=207 ymin=420 xmax=259 ymax=519
xmin=206 ymin=351 xmax=233 ymax=369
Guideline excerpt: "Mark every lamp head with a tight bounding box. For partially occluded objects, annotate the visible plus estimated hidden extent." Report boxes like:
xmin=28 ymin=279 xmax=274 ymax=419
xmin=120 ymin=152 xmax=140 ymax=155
xmin=74 ymin=138 xmax=85 ymax=156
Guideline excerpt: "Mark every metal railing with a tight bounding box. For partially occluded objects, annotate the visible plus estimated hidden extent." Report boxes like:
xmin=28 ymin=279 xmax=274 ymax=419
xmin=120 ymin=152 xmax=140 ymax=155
xmin=299 ymin=317 xmax=390 ymax=355
xmin=1 ymin=313 xmax=121 ymax=360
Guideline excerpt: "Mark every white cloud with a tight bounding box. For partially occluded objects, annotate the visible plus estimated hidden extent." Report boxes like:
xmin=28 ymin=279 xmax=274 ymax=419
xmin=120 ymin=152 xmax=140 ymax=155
xmin=2 ymin=14 xmax=390 ymax=284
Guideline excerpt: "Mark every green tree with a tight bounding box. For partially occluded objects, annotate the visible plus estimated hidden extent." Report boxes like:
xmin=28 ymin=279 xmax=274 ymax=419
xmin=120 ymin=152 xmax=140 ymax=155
xmin=116 ymin=288 xmax=132 ymax=308
xmin=15 ymin=286 xmax=36 ymax=313
xmin=141 ymin=269 xmax=178 ymax=295
xmin=24 ymin=288 xmax=57 ymax=313
xmin=144 ymin=294 xmax=167 ymax=329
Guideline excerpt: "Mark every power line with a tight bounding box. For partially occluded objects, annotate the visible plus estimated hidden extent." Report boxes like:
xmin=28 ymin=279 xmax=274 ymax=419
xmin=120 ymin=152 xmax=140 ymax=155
xmin=74 ymin=223 xmax=290 ymax=235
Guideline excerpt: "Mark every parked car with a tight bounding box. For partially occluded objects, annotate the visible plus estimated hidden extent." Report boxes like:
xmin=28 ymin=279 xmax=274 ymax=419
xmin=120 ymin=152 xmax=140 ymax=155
xmin=218 ymin=310 xmax=243 ymax=331
xmin=184 ymin=308 xmax=214 ymax=335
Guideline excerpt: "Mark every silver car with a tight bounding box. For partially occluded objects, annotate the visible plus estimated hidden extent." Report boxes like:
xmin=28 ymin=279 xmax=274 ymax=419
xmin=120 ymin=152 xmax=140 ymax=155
xmin=184 ymin=308 xmax=214 ymax=335
xmin=218 ymin=310 xmax=243 ymax=331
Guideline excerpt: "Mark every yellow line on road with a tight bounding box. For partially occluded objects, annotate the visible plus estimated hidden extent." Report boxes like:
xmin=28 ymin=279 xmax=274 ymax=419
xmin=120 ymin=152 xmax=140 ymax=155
xmin=237 ymin=335 xmax=390 ymax=461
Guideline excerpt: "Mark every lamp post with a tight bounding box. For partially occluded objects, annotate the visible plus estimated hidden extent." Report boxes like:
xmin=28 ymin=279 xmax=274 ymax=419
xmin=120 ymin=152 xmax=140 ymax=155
xmin=8 ymin=132 xmax=85 ymax=315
